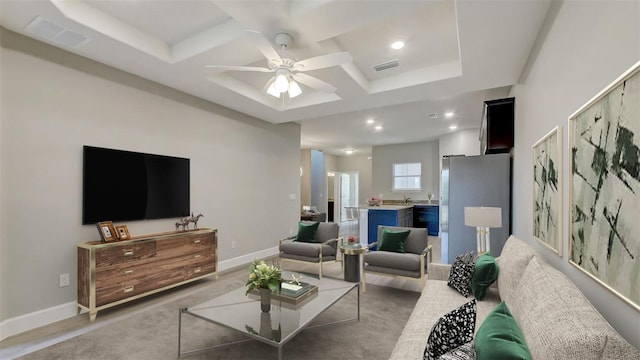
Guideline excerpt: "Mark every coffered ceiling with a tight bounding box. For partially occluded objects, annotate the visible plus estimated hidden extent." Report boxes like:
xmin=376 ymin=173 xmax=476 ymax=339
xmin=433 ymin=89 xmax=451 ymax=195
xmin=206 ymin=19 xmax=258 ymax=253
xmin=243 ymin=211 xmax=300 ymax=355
xmin=0 ymin=0 xmax=552 ymax=155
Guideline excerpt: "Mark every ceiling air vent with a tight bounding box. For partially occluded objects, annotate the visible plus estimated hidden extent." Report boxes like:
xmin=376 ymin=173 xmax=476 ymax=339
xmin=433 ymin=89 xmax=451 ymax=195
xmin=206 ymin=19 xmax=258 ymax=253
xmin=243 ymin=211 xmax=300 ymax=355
xmin=372 ymin=59 xmax=399 ymax=72
xmin=25 ymin=16 xmax=90 ymax=48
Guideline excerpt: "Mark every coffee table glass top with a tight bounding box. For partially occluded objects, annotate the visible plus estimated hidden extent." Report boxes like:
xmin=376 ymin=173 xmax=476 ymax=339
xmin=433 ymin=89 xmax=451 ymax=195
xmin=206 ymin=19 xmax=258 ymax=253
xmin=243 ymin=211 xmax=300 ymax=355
xmin=184 ymin=272 xmax=357 ymax=346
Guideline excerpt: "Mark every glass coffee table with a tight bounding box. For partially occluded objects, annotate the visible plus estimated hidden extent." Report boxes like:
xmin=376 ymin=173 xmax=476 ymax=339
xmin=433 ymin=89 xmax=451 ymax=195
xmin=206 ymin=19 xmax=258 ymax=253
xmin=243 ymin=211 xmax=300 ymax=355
xmin=178 ymin=272 xmax=359 ymax=360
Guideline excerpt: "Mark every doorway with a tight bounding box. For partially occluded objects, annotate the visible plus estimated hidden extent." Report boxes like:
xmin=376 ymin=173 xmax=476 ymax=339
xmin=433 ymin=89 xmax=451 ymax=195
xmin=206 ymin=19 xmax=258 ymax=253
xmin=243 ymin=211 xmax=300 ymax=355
xmin=337 ymin=171 xmax=359 ymax=222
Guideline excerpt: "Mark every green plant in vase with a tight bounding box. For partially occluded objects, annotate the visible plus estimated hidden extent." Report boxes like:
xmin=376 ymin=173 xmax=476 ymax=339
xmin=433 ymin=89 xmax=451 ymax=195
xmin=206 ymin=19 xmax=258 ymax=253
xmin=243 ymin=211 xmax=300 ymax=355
xmin=246 ymin=259 xmax=282 ymax=295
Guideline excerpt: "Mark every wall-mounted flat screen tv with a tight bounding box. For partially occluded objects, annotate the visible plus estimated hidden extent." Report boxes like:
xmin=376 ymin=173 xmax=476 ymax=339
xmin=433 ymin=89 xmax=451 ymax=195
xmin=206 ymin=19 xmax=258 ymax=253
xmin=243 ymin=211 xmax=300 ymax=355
xmin=83 ymin=146 xmax=190 ymax=224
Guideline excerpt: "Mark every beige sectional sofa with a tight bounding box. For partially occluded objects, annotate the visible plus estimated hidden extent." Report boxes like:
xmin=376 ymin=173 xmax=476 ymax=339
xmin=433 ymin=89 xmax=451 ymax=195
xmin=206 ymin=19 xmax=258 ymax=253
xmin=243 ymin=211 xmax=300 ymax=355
xmin=390 ymin=235 xmax=640 ymax=360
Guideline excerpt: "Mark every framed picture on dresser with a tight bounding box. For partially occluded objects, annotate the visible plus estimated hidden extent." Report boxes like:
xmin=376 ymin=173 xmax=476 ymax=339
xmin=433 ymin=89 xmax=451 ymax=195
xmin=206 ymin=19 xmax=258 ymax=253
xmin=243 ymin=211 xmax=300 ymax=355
xmin=97 ymin=221 xmax=117 ymax=242
xmin=568 ymin=60 xmax=640 ymax=311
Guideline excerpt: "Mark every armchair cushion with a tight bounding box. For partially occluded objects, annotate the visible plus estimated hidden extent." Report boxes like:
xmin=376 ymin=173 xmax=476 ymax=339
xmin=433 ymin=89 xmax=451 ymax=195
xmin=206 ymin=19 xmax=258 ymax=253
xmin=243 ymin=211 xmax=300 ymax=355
xmin=279 ymin=241 xmax=336 ymax=258
xmin=364 ymin=251 xmax=422 ymax=272
xmin=376 ymin=226 xmax=428 ymax=255
xmin=295 ymin=221 xmax=320 ymax=243
xmin=378 ymin=228 xmax=410 ymax=253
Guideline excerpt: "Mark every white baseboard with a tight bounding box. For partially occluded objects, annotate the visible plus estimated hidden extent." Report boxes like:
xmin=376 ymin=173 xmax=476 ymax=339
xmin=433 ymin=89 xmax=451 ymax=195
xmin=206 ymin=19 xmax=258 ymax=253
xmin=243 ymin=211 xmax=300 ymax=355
xmin=218 ymin=246 xmax=279 ymax=272
xmin=0 ymin=301 xmax=77 ymax=342
xmin=0 ymin=247 xmax=279 ymax=342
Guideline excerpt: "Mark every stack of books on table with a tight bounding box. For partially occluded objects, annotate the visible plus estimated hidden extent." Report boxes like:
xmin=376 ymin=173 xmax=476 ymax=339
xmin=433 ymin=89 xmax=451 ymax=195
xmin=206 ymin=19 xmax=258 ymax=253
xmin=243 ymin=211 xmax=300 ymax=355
xmin=280 ymin=281 xmax=311 ymax=298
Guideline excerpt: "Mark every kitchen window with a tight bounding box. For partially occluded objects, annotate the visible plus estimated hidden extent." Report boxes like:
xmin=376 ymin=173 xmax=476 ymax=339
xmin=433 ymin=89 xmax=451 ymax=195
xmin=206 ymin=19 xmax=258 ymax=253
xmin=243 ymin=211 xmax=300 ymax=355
xmin=393 ymin=162 xmax=421 ymax=191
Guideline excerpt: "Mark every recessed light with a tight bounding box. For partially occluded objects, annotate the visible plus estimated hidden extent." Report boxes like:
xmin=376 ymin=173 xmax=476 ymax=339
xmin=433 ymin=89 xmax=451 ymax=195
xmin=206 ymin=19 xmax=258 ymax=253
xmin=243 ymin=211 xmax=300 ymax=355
xmin=344 ymin=149 xmax=355 ymax=155
xmin=366 ymin=118 xmax=375 ymax=124
xmin=391 ymin=41 xmax=405 ymax=50
xmin=449 ymin=125 xmax=458 ymax=130
xmin=375 ymin=125 xmax=383 ymax=131
xmin=444 ymin=111 xmax=454 ymax=118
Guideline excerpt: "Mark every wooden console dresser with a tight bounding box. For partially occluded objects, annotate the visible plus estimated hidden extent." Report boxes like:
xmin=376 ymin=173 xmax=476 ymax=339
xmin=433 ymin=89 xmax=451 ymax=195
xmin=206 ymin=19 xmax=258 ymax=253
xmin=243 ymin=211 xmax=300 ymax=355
xmin=77 ymin=228 xmax=217 ymax=321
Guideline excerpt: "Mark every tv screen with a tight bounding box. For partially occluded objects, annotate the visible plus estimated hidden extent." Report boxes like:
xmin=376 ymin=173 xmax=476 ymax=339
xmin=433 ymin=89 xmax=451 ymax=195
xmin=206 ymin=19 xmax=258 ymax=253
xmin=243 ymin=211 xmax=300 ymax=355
xmin=83 ymin=146 xmax=190 ymax=224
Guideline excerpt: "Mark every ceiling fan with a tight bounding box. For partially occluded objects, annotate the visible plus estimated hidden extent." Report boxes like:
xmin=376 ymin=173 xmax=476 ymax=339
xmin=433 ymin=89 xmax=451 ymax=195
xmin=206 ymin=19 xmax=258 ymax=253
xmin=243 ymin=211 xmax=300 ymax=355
xmin=206 ymin=31 xmax=352 ymax=99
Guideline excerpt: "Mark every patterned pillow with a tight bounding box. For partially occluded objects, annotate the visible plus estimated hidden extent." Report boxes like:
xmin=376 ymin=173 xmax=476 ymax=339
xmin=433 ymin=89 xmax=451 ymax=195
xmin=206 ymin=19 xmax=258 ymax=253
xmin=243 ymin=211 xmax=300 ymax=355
xmin=437 ymin=341 xmax=476 ymax=360
xmin=447 ymin=252 xmax=475 ymax=297
xmin=423 ymin=299 xmax=477 ymax=360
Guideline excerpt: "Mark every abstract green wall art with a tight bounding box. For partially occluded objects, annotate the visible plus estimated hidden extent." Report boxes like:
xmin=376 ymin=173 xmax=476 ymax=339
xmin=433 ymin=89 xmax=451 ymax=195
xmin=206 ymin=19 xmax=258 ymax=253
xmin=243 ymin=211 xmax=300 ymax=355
xmin=533 ymin=126 xmax=561 ymax=255
xmin=569 ymin=60 xmax=640 ymax=311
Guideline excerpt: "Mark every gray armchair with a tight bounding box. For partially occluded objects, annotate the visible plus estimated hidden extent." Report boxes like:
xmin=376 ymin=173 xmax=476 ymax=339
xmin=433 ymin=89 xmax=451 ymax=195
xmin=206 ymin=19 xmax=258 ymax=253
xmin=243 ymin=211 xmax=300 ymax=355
xmin=278 ymin=222 xmax=343 ymax=279
xmin=362 ymin=225 xmax=432 ymax=292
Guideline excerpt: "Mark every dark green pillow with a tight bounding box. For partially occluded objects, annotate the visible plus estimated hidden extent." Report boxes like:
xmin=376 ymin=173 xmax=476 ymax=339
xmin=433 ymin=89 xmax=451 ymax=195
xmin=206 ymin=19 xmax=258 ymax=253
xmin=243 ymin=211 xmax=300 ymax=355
xmin=471 ymin=253 xmax=499 ymax=300
xmin=475 ymin=301 xmax=531 ymax=360
xmin=294 ymin=221 xmax=320 ymax=243
xmin=378 ymin=228 xmax=410 ymax=253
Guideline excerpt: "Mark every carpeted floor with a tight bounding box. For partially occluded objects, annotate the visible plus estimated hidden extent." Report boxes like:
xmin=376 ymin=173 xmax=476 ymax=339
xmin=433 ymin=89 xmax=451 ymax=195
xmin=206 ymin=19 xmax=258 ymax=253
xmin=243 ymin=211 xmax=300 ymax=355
xmin=16 ymin=265 xmax=420 ymax=360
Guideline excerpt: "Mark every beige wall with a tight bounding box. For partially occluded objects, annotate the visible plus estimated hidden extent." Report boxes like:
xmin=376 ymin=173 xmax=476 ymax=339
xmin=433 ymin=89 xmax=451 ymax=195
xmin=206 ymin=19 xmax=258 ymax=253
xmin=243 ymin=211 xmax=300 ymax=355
xmin=0 ymin=29 xmax=300 ymax=323
xmin=510 ymin=1 xmax=640 ymax=347
xmin=372 ymin=140 xmax=439 ymax=201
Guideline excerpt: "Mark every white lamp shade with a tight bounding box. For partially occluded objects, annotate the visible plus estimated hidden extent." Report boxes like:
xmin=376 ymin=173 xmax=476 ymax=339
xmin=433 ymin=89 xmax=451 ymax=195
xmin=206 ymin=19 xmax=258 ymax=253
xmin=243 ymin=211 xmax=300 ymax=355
xmin=266 ymin=81 xmax=281 ymax=98
xmin=274 ymin=73 xmax=289 ymax=92
xmin=464 ymin=207 xmax=502 ymax=228
xmin=288 ymin=80 xmax=302 ymax=98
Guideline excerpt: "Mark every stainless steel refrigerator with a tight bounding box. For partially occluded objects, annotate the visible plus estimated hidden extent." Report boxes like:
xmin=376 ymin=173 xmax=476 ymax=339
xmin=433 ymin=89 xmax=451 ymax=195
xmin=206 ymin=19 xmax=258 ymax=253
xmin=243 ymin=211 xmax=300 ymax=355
xmin=440 ymin=153 xmax=511 ymax=263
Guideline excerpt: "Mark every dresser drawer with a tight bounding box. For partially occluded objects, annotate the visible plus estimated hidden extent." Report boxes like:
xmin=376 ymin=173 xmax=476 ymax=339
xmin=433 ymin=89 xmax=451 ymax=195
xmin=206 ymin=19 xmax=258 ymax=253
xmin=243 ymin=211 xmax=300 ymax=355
xmin=95 ymin=269 xmax=184 ymax=306
xmin=155 ymin=233 xmax=214 ymax=258
xmin=95 ymin=242 xmax=156 ymax=267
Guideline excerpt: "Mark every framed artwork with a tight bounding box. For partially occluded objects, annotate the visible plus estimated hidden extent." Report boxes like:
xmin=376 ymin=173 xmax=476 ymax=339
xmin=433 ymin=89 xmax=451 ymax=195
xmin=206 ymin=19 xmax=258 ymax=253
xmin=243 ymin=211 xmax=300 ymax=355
xmin=569 ymin=60 xmax=640 ymax=311
xmin=532 ymin=126 xmax=562 ymax=255
xmin=97 ymin=221 xmax=117 ymax=242
xmin=116 ymin=225 xmax=130 ymax=240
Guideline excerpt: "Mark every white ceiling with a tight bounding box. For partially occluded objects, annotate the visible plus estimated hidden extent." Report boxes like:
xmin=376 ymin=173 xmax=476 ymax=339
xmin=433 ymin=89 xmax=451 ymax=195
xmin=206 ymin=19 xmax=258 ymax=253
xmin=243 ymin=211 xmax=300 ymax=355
xmin=0 ymin=0 xmax=552 ymax=155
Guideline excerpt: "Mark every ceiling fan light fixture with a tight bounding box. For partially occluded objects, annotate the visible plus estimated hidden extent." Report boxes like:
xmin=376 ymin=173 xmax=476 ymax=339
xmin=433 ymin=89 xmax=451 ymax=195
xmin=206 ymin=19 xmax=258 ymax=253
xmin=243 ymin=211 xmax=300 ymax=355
xmin=288 ymin=80 xmax=302 ymax=98
xmin=267 ymin=81 xmax=281 ymax=98
xmin=274 ymin=70 xmax=289 ymax=93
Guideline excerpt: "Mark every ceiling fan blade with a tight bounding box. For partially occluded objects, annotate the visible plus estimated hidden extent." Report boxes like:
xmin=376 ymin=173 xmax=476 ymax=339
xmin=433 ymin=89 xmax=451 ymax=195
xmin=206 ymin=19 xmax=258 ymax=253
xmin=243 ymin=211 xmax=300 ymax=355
xmin=245 ymin=30 xmax=282 ymax=65
xmin=292 ymin=73 xmax=337 ymax=93
xmin=293 ymin=52 xmax=352 ymax=71
xmin=205 ymin=65 xmax=273 ymax=73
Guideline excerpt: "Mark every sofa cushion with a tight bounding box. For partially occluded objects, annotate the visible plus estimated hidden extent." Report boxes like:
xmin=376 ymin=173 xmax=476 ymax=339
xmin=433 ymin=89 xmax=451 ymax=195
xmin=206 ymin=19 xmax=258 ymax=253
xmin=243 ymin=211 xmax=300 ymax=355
xmin=365 ymin=251 xmax=422 ymax=272
xmin=424 ymin=299 xmax=477 ymax=360
xmin=475 ymin=301 xmax=531 ymax=360
xmin=510 ymin=256 xmax=640 ymax=360
xmin=471 ymin=253 xmax=499 ymax=300
xmin=389 ymin=279 xmax=500 ymax=360
xmin=436 ymin=341 xmax=475 ymax=360
xmin=379 ymin=228 xmax=410 ymax=252
xmin=448 ymin=252 xmax=475 ymax=297
xmin=496 ymin=236 xmax=536 ymax=305
xmin=294 ymin=221 xmax=319 ymax=242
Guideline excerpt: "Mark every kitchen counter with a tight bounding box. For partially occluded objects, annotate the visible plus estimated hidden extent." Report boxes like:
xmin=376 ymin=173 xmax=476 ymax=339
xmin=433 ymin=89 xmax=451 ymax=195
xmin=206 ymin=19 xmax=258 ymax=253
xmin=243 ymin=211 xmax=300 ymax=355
xmin=358 ymin=204 xmax=414 ymax=210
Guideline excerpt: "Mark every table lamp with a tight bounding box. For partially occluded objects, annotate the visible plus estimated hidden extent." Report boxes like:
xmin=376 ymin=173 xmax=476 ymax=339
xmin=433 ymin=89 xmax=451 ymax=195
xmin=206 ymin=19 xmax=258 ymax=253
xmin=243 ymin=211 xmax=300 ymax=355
xmin=464 ymin=207 xmax=502 ymax=254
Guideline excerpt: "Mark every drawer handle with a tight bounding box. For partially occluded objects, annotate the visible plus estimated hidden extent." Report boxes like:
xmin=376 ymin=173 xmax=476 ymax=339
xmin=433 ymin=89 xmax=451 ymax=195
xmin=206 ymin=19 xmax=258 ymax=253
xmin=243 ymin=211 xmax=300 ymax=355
xmin=124 ymin=270 xmax=133 ymax=275
xmin=194 ymin=254 xmax=202 ymax=259
xmin=123 ymin=286 xmax=134 ymax=293
xmin=194 ymin=239 xmax=201 ymax=244
xmin=123 ymin=249 xmax=134 ymax=256
xmin=194 ymin=267 xmax=202 ymax=273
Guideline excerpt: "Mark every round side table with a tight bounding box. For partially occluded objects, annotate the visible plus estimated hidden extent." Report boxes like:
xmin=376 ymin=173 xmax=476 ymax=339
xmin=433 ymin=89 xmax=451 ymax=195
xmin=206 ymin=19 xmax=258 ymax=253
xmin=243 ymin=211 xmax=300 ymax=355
xmin=339 ymin=244 xmax=366 ymax=282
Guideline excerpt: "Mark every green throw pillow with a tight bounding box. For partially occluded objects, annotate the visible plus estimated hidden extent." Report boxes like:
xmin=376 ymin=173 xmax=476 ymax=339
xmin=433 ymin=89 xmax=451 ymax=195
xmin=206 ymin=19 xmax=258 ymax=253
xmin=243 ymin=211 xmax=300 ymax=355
xmin=471 ymin=253 xmax=499 ymax=300
xmin=294 ymin=221 xmax=320 ymax=243
xmin=475 ymin=301 xmax=531 ymax=360
xmin=378 ymin=228 xmax=410 ymax=253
